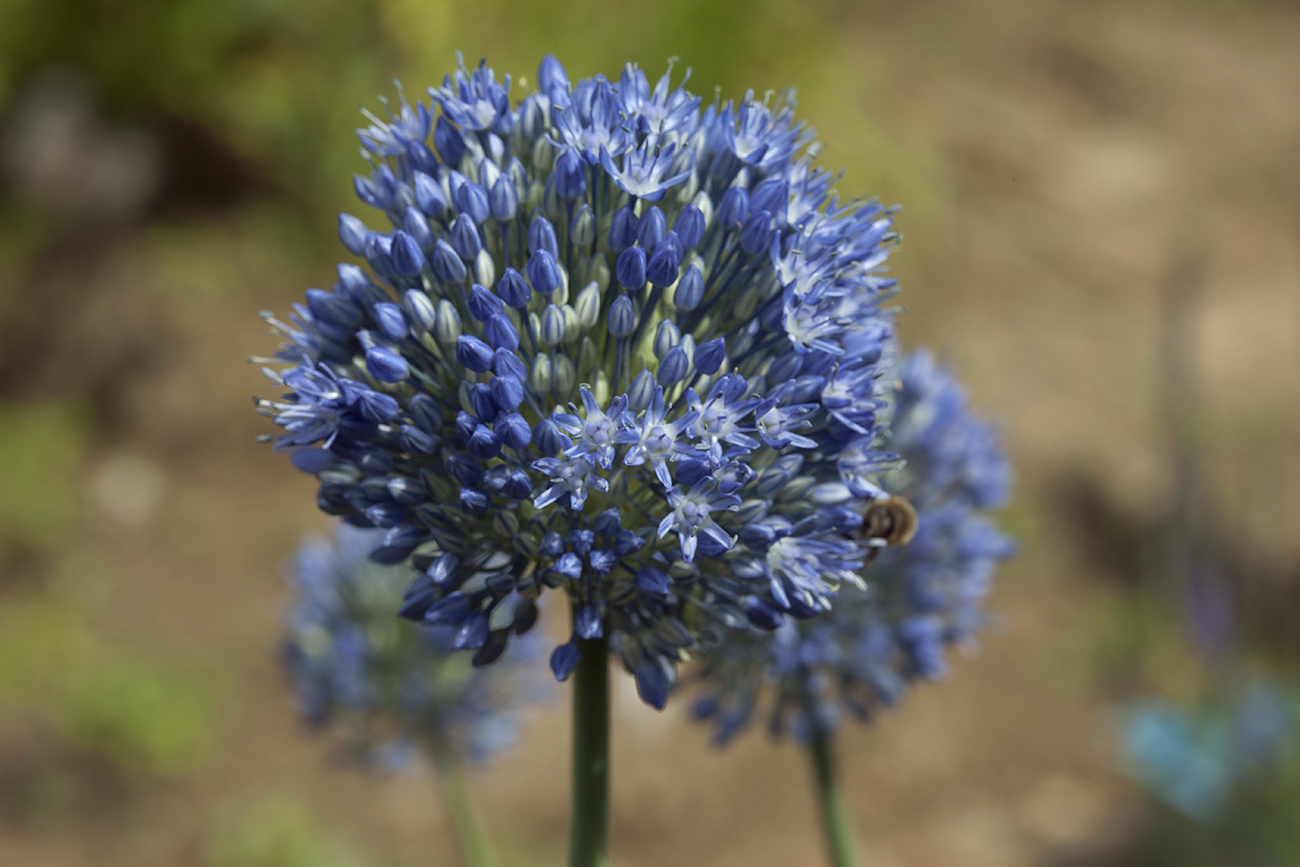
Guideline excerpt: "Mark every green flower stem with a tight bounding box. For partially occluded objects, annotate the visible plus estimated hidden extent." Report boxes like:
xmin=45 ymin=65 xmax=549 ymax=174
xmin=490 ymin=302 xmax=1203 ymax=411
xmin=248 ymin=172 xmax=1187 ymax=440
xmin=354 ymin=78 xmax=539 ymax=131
xmin=434 ymin=752 xmax=501 ymax=867
xmin=569 ymin=634 xmax=610 ymax=867
xmin=809 ymin=729 xmax=858 ymax=867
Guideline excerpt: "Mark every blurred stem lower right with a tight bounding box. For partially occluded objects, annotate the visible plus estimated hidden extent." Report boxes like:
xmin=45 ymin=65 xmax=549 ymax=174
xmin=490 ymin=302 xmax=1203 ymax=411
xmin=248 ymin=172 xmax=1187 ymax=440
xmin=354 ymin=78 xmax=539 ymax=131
xmin=810 ymin=730 xmax=859 ymax=867
xmin=569 ymin=634 xmax=610 ymax=867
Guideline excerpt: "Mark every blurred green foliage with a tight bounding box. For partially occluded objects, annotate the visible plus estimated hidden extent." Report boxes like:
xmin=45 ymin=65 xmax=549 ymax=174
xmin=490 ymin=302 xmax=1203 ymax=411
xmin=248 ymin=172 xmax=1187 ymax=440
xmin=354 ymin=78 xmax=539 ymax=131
xmin=209 ymin=800 xmax=373 ymax=867
xmin=0 ymin=401 xmax=84 ymax=553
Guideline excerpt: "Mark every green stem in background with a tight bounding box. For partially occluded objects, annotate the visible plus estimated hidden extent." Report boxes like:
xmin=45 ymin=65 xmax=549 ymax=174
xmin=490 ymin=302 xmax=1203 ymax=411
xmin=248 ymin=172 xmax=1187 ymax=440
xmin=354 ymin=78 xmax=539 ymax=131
xmin=434 ymin=752 xmax=501 ymax=867
xmin=809 ymin=729 xmax=859 ymax=867
xmin=568 ymin=634 xmax=610 ymax=867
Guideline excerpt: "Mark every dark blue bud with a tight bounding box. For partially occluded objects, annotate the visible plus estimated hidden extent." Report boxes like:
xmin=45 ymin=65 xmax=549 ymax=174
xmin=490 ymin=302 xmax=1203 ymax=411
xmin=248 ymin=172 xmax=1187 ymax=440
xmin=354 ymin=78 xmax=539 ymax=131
xmin=676 ymin=458 xmax=710 ymax=488
xmin=353 ymin=174 xmax=382 ymax=208
xmin=426 ymin=552 xmax=459 ymax=586
xmin=718 ymin=186 xmax=750 ymax=229
xmin=336 ymin=264 xmax=371 ymax=301
xmin=403 ymin=206 xmax=434 ymax=251
xmin=455 ymin=612 xmax=489 ymax=649
xmin=470 ymin=382 xmax=496 ymax=419
xmin=366 ymin=346 xmax=409 ymax=383
xmin=291 ymin=448 xmax=335 ymax=474
xmin=455 ymin=411 xmax=478 ymax=443
xmin=554 ymin=149 xmax=586 ymax=199
xmin=467 ymin=424 xmax=502 ymax=459
xmin=404 ymin=138 xmax=438 ymax=174
xmin=616 ymin=246 xmax=646 ymax=290
xmin=527 ymin=249 xmax=562 ymax=295
xmin=390 ymin=231 xmax=425 ymax=276
xmin=608 ymin=205 xmax=639 ymax=252
xmin=541 ymin=530 xmax=565 ymax=557
xmin=607 ymin=294 xmax=635 ymax=336
xmin=646 ymin=239 xmax=681 ymax=288
xmin=489 ymin=174 xmax=519 ymax=221
xmin=495 ymin=410 xmax=531 ymax=448
xmin=532 ymin=418 xmax=568 ymax=456
xmin=626 ymin=369 xmax=656 ymax=412
xmin=637 ymin=205 xmax=666 ymax=251
xmin=414 ymin=171 xmax=448 ymax=216
xmin=425 ymin=591 xmax=470 ymax=625
xmin=503 ymin=467 xmax=532 ymax=500
xmin=635 ymin=567 xmax=671 ymax=596
xmin=455 ymin=334 xmax=495 ymax=372
xmin=305 ymin=288 xmax=362 ymax=328
xmin=354 ymin=387 xmax=400 ymax=422
xmin=338 ymin=213 xmax=369 ymax=255
xmin=634 ymin=662 xmax=669 ymax=710
xmin=481 ymin=464 xmax=511 ymax=494
xmin=434 ymin=115 xmax=466 ymax=166
xmin=432 ymin=239 xmax=468 ymax=283
xmin=485 ymin=313 xmax=519 ymax=350
xmin=743 ymin=596 xmax=783 ymax=631
xmin=372 ymin=302 xmax=409 ymax=340
xmin=489 ymin=374 xmax=525 ymax=412
xmin=594 ymin=508 xmax=622 ymax=536
xmin=388 ymin=475 xmax=426 ymax=505
xmin=740 ymin=209 xmax=773 ymax=255
xmin=550 ymin=642 xmax=581 ymax=681
xmin=588 ymin=548 xmax=617 ymax=575
xmin=694 ymin=337 xmax=726 ymax=374
xmin=364 ymin=233 xmax=396 ymax=277
xmin=455 ymin=181 xmax=490 ymax=224
xmin=615 ymin=529 xmax=647 ymax=556
xmin=554 ymin=551 xmax=583 ymax=579
xmin=674 ymin=204 xmax=705 ymax=249
xmin=673 ymin=265 xmax=704 ymax=310
xmin=497 ymin=268 xmax=531 ymax=307
xmin=450 ymin=213 xmax=482 ymax=260
xmin=447 ymin=452 xmax=482 ymax=485
xmin=656 ymin=345 xmax=689 ymax=385
xmin=575 ymin=606 xmax=603 ymax=639
xmin=493 ymin=348 xmax=527 ymax=378
xmin=467 ymin=283 xmax=504 ymax=321
xmin=568 ymin=529 xmax=595 ymax=557
xmin=410 ymin=393 xmax=442 ymax=433
xmin=528 ymin=216 xmax=559 ymax=257
xmin=538 ymin=54 xmax=570 ymax=101
xmin=751 ymin=176 xmax=788 ymax=218
xmin=399 ymin=424 xmax=436 ymax=456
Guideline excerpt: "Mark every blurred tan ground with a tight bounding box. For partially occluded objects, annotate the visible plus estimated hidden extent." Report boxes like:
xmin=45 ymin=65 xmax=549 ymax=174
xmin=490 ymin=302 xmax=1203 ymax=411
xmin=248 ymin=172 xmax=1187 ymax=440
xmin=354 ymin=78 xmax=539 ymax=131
xmin=1 ymin=0 xmax=1298 ymax=865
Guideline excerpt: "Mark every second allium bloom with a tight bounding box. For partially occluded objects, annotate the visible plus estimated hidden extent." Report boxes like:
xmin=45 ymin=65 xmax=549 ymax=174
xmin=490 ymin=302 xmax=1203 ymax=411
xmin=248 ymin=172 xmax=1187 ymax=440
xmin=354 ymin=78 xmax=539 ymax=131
xmin=258 ymin=54 xmax=901 ymax=707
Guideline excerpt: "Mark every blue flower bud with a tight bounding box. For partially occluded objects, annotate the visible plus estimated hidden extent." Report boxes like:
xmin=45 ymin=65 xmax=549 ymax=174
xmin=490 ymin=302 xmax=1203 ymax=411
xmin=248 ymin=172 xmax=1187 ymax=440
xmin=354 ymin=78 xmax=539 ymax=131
xmin=750 ymin=177 xmax=788 ymax=220
xmin=556 ymin=550 xmax=585 ymax=576
xmin=353 ymin=174 xmax=382 ymax=208
xmin=403 ymin=206 xmax=434 ymax=251
xmin=609 ymin=206 xmax=639 ymax=252
xmin=467 ymin=283 xmax=504 ymax=321
xmin=740 ymin=209 xmax=773 ymax=255
xmin=338 ymin=213 xmax=368 ymax=255
xmin=616 ymin=246 xmax=646 ymax=290
xmin=470 ymin=382 xmax=496 ymax=419
xmin=627 ymin=369 xmax=656 ymax=412
xmin=354 ymin=385 xmax=399 ymax=422
xmin=576 ymin=606 xmax=603 ymax=639
xmin=653 ymin=319 xmax=680 ymax=359
xmin=527 ymin=248 xmax=562 ymax=295
xmin=634 ymin=662 xmax=668 ymax=710
xmin=503 ymin=467 xmax=532 ymax=500
xmin=637 ymin=205 xmax=666 ymax=251
xmin=589 ymin=548 xmax=617 ymax=574
xmin=455 ymin=334 xmax=495 ymax=373
xmin=400 ymin=424 xmax=436 ymax=456
xmin=434 ymin=115 xmax=465 ymax=166
xmin=673 ymin=265 xmax=704 ymax=310
xmin=532 ymin=418 xmax=568 ymax=456
xmin=538 ymin=54 xmax=570 ymax=101
xmin=485 ymin=313 xmax=519 ymax=350
xmin=455 ymin=181 xmax=490 ymax=224
xmin=742 ymin=596 xmax=783 ymax=631
xmin=550 ymin=642 xmax=581 ymax=681
xmin=635 ymin=567 xmax=671 ymax=596
xmin=718 ymin=186 xmax=750 ymax=230
xmin=410 ymin=393 xmax=441 ymax=433
xmin=366 ymin=346 xmax=409 ymax=382
xmin=455 ymin=411 xmax=478 ymax=443
xmin=447 ymin=452 xmax=482 ymax=485
xmin=497 ymin=268 xmax=531 ymax=307
xmin=554 ymin=148 xmax=586 ymax=199
xmin=574 ymin=281 xmax=601 ymax=328
xmin=694 ymin=337 xmax=726 ymax=374
xmin=459 ymin=487 xmax=490 ymax=516
xmin=489 ymin=174 xmax=519 ymax=221
xmin=493 ymin=348 xmax=527 ymax=379
xmin=364 ymin=233 xmax=396 ymax=277
xmin=336 ymin=264 xmax=371 ymax=301
xmin=431 ymin=239 xmax=467 ymax=283
xmin=390 ymin=231 xmax=425 ymax=276
xmin=305 ymin=288 xmax=362 ymax=328
xmin=674 ymin=204 xmax=705 ymax=249
xmin=607 ymin=294 xmax=635 ymax=336
xmin=450 ymin=213 xmax=482 ymax=260
xmin=594 ymin=508 xmax=622 ymax=536
xmin=528 ymin=217 xmax=559 ymax=257
xmin=414 ymin=171 xmax=447 ymax=216
xmin=540 ymin=303 xmax=566 ymax=346
xmin=646 ymin=238 xmax=681 ymax=288
xmin=468 ymin=423 xmax=502 ymax=459
xmin=656 ymin=345 xmax=689 ymax=385
xmin=372 ymin=302 xmax=409 ymax=340
xmin=570 ymin=203 xmax=595 ymax=246
xmin=405 ymin=138 xmax=437 ymax=174
xmin=615 ymin=529 xmax=646 ymax=556
xmin=434 ymin=299 xmax=462 ymax=344
xmin=568 ymin=528 xmax=595 ymax=556
xmin=425 ymin=591 xmax=471 ymax=624
xmin=495 ymin=409 xmax=531 ymax=448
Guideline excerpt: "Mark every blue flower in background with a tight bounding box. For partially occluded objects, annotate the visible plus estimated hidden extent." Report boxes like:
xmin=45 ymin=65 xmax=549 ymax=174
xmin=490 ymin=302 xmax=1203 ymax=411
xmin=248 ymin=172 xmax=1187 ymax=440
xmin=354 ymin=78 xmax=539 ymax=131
xmin=256 ymin=52 xmax=904 ymax=708
xmin=693 ymin=349 xmax=1015 ymax=742
xmin=283 ymin=522 xmax=548 ymax=768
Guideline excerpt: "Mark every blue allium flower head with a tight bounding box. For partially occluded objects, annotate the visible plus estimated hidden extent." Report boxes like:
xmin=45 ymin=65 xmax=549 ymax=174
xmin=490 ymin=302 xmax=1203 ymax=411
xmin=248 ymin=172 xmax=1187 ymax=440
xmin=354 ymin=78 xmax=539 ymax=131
xmin=282 ymin=522 xmax=549 ymax=769
xmin=693 ymin=349 xmax=1014 ymax=740
xmin=256 ymin=52 xmax=906 ymax=708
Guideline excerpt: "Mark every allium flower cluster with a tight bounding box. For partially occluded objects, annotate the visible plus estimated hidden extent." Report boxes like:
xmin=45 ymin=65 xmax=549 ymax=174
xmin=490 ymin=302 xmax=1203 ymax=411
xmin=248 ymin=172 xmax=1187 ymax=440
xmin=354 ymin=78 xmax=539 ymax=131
xmin=283 ymin=522 xmax=547 ymax=769
xmin=694 ymin=350 xmax=1014 ymax=742
xmin=257 ymin=53 xmax=902 ymax=708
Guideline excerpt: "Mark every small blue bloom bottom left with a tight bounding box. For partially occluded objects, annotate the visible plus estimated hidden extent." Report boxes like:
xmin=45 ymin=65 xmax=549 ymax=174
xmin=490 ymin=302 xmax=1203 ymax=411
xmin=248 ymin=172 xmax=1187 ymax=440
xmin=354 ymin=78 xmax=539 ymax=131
xmin=283 ymin=522 xmax=550 ymax=770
